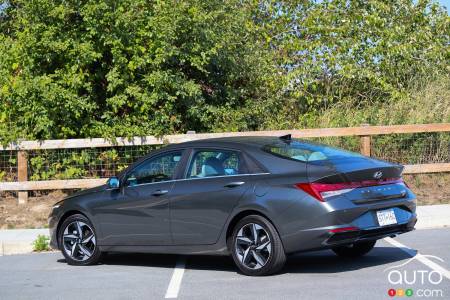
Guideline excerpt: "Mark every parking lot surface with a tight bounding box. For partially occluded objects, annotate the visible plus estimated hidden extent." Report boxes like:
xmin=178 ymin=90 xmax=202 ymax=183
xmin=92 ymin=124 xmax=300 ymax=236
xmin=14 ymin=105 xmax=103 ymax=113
xmin=1 ymin=228 xmax=449 ymax=300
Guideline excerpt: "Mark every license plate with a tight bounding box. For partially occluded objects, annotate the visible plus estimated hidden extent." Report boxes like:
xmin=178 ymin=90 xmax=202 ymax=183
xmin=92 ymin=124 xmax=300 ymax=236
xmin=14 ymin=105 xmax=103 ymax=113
xmin=376 ymin=209 xmax=397 ymax=226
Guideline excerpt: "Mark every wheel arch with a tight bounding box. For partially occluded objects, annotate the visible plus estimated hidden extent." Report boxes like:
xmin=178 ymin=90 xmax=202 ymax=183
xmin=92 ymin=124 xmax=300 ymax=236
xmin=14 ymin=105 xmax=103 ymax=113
xmin=225 ymin=209 xmax=282 ymax=245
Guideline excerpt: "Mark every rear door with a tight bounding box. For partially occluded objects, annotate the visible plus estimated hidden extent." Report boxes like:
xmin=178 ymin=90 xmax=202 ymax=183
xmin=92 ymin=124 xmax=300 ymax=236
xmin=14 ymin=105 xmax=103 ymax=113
xmin=170 ymin=148 xmax=252 ymax=245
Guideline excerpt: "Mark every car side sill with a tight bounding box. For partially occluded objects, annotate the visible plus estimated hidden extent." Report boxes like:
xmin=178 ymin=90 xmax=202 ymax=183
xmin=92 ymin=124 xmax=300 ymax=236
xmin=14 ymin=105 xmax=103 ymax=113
xmin=98 ymin=244 xmax=230 ymax=256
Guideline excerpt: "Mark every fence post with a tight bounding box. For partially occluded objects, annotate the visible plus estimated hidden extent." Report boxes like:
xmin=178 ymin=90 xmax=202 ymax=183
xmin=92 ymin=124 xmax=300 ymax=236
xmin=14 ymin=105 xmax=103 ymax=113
xmin=17 ymin=150 xmax=28 ymax=204
xmin=360 ymin=124 xmax=371 ymax=156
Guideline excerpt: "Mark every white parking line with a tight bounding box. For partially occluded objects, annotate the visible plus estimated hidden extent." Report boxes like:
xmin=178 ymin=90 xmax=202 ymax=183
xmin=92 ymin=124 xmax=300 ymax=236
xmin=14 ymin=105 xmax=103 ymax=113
xmin=165 ymin=257 xmax=186 ymax=299
xmin=384 ymin=237 xmax=450 ymax=281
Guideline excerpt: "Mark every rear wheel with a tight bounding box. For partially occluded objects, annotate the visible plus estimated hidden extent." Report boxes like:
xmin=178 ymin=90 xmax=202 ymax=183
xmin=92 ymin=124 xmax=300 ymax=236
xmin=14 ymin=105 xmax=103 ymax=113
xmin=58 ymin=214 xmax=102 ymax=266
xmin=229 ymin=215 xmax=286 ymax=276
xmin=332 ymin=240 xmax=376 ymax=258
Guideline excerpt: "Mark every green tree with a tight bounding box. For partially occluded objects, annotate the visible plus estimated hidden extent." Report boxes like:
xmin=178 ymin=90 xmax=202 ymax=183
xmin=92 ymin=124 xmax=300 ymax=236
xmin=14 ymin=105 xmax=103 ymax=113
xmin=0 ymin=0 xmax=448 ymax=143
xmin=0 ymin=0 xmax=274 ymax=143
xmin=252 ymin=0 xmax=449 ymax=128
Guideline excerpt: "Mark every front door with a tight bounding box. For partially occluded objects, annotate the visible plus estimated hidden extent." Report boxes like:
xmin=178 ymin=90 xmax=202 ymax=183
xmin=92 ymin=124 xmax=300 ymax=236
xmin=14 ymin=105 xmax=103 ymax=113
xmin=95 ymin=150 xmax=184 ymax=246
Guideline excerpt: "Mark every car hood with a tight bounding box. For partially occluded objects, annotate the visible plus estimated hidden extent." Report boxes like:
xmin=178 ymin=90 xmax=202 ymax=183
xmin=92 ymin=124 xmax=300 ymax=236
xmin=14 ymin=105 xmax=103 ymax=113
xmin=62 ymin=184 xmax=107 ymax=201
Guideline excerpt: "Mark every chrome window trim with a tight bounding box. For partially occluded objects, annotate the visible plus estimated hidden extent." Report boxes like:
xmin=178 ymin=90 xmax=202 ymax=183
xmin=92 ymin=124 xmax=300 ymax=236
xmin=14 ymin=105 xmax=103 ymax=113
xmin=124 ymin=172 xmax=271 ymax=189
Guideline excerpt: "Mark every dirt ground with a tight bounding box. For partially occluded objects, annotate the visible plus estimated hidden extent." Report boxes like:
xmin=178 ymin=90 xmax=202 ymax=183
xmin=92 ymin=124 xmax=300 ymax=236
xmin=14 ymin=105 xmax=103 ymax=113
xmin=403 ymin=173 xmax=450 ymax=206
xmin=0 ymin=174 xmax=449 ymax=229
xmin=0 ymin=190 xmax=68 ymax=229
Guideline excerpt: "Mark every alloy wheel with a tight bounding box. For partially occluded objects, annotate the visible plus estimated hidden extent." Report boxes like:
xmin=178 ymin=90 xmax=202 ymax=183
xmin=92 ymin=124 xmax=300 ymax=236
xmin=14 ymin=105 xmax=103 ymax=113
xmin=62 ymin=221 xmax=96 ymax=261
xmin=235 ymin=223 xmax=272 ymax=270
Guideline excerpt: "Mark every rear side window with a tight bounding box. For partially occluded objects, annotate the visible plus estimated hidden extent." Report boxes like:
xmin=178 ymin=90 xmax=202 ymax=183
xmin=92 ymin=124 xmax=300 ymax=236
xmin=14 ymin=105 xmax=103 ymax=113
xmin=263 ymin=140 xmax=363 ymax=162
xmin=187 ymin=150 xmax=243 ymax=178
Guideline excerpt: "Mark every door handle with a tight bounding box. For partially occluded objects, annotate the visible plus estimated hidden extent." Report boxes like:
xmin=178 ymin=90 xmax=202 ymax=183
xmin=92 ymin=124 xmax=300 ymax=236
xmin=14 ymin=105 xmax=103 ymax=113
xmin=224 ymin=181 xmax=245 ymax=188
xmin=152 ymin=189 xmax=169 ymax=196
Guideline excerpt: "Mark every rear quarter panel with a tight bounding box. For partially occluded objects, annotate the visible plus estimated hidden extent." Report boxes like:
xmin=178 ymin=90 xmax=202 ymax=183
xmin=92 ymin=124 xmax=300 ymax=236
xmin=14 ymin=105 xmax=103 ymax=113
xmin=230 ymin=172 xmax=331 ymax=253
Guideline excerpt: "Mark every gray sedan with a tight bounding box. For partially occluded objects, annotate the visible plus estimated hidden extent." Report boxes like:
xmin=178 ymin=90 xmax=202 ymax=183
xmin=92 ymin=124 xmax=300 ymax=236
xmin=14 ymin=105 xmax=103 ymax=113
xmin=48 ymin=135 xmax=417 ymax=276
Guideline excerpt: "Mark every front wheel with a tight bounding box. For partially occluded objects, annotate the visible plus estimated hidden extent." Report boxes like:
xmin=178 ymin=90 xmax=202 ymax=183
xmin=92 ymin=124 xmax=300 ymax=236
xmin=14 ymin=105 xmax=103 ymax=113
xmin=332 ymin=240 xmax=376 ymax=258
xmin=58 ymin=214 xmax=102 ymax=266
xmin=229 ymin=215 xmax=286 ymax=276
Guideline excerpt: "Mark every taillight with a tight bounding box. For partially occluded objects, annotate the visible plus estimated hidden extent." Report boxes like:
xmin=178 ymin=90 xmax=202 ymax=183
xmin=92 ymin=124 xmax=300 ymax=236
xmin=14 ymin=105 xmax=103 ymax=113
xmin=295 ymin=178 xmax=403 ymax=202
xmin=328 ymin=226 xmax=359 ymax=233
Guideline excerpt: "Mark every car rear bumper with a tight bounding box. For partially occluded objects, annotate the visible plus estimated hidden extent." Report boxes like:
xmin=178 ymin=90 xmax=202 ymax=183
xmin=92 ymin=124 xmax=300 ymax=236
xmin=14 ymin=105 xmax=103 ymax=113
xmin=324 ymin=217 xmax=416 ymax=246
xmin=279 ymin=192 xmax=417 ymax=254
xmin=282 ymin=213 xmax=416 ymax=254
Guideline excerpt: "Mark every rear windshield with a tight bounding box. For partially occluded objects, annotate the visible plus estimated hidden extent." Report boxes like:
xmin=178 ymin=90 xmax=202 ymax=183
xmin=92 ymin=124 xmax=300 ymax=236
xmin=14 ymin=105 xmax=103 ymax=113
xmin=263 ymin=140 xmax=363 ymax=162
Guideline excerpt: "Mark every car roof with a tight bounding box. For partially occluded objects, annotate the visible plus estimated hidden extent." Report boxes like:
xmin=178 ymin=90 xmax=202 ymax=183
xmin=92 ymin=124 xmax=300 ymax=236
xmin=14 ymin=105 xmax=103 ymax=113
xmin=118 ymin=135 xmax=302 ymax=178
xmin=118 ymin=136 xmax=282 ymax=178
xmin=164 ymin=136 xmax=282 ymax=150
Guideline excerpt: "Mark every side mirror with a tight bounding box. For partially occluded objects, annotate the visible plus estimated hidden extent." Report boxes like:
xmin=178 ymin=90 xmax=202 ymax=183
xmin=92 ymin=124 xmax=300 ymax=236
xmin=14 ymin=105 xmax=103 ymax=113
xmin=107 ymin=177 xmax=120 ymax=189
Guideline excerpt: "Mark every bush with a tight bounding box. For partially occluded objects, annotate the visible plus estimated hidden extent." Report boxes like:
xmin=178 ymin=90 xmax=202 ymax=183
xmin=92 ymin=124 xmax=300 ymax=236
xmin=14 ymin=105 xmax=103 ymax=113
xmin=32 ymin=235 xmax=50 ymax=252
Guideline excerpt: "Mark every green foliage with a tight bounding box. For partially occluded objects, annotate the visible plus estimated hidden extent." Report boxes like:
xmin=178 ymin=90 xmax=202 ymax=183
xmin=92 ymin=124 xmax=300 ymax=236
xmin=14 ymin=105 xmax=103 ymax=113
xmin=253 ymin=0 xmax=449 ymax=129
xmin=0 ymin=0 xmax=272 ymax=143
xmin=302 ymin=75 xmax=450 ymax=128
xmin=0 ymin=0 xmax=448 ymax=143
xmin=32 ymin=234 xmax=50 ymax=252
xmin=27 ymin=146 xmax=157 ymax=180
xmin=298 ymin=75 xmax=450 ymax=164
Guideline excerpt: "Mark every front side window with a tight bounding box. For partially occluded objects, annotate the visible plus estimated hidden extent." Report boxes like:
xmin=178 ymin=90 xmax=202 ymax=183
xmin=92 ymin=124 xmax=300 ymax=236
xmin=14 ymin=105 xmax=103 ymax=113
xmin=187 ymin=150 xmax=242 ymax=178
xmin=126 ymin=151 xmax=182 ymax=186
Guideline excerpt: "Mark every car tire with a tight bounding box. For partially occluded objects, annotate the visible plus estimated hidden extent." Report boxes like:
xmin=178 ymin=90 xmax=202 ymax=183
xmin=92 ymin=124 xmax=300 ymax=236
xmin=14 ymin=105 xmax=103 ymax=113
xmin=58 ymin=214 xmax=103 ymax=266
xmin=229 ymin=215 xmax=286 ymax=276
xmin=332 ymin=240 xmax=376 ymax=258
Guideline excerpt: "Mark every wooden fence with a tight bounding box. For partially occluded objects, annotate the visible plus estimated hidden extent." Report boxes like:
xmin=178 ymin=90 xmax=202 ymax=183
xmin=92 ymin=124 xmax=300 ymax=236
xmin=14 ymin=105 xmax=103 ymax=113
xmin=1 ymin=123 xmax=450 ymax=204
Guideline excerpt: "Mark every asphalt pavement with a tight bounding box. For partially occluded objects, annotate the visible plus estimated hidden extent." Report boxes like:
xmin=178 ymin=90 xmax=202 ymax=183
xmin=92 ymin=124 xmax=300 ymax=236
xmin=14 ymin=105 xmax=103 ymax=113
xmin=0 ymin=228 xmax=449 ymax=300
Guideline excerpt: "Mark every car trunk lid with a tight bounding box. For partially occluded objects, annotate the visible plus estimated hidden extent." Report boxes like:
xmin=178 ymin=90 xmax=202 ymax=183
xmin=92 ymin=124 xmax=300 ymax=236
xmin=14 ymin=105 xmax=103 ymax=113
xmin=305 ymin=156 xmax=406 ymax=202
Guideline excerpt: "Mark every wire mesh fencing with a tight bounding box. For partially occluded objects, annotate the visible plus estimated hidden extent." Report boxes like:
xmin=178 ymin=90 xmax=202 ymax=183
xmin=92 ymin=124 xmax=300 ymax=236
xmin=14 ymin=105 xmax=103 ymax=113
xmin=305 ymin=132 xmax=450 ymax=165
xmin=0 ymin=132 xmax=449 ymax=184
xmin=371 ymin=132 xmax=450 ymax=165
xmin=0 ymin=150 xmax=17 ymax=182
xmin=25 ymin=145 xmax=162 ymax=181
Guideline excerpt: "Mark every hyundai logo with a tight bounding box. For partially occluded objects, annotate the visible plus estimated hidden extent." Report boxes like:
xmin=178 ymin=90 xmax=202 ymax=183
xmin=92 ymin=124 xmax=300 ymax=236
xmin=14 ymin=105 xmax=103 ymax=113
xmin=373 ymin=171 xmax=383 ymax=179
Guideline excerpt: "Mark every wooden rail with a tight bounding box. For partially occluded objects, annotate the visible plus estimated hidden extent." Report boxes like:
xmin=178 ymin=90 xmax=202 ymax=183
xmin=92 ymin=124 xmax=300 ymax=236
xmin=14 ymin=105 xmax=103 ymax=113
xmin=2 ymin=123 xmax=450 ymax=151
xmin=0 ymin=179 xmax=107 ymax=191
xmin=402 ymin=163 xmax=450 ymax=174
xmin=1 ymin=123 xmax=449 ymax=202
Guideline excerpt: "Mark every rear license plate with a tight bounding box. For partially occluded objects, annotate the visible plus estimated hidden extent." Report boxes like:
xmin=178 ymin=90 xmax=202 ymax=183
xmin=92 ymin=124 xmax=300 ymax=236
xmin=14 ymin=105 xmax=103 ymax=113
xmin=376 ymin=209 xmax=397 ymax=226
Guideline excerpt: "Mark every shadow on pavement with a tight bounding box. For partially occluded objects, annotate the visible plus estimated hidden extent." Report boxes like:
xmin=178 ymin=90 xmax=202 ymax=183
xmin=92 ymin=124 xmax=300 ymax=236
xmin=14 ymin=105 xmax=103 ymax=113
xmin=284 ymin=246 xmax=414 ymax=274
xmin=57 ymin=246 xmax=413 ymax=275
xmin=57 ymin=253 xmax=178 ymax=269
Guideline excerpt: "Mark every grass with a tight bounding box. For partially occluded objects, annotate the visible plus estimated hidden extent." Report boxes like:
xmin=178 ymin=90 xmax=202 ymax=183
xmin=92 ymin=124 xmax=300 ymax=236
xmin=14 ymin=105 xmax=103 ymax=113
xmin=32 ymin=234 xmax=50 ymax=252
xmin=310 ymin=75 xmax=450 ymax=128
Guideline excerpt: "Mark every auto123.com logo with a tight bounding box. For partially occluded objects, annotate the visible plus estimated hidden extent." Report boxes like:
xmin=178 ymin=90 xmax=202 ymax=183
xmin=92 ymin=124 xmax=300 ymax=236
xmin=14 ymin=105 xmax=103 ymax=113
xmin=384 ymin=255 xmax=445 ymax=298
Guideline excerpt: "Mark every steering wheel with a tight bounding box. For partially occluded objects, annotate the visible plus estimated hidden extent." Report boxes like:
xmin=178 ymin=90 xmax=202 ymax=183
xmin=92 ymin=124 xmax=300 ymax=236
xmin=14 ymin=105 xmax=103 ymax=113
xmin=151 ymin=173 xmax=170 ymax=182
